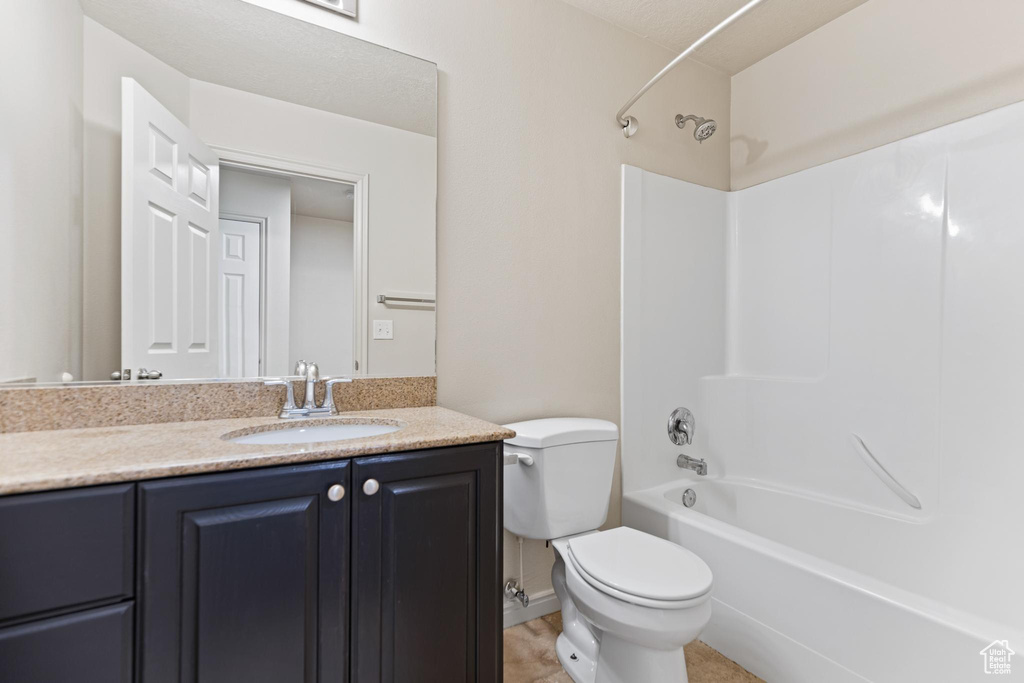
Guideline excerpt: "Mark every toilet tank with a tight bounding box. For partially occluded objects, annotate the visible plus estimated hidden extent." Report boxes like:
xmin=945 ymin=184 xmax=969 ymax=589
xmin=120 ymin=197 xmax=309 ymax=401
xmin=503 ymin=418 xmax=619 ymax=540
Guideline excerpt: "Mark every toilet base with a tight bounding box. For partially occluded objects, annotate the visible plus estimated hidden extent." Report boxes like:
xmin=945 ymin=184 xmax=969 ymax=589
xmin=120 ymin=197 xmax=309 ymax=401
xmin=556 ymin=631 xmax=597 ymax=683
xmin=553 ymin=546 xmax=599 ymax=683
xmin=556 ymin=631 xmax=689 ymax=683
xmin=594 ymin=633 xmax=688 ymax=683
xmin=550 ymin=533 xmax=706 ymax=683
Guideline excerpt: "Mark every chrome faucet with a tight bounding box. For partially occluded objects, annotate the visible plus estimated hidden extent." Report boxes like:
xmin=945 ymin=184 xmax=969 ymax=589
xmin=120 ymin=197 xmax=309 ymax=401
xmin=264 ymin=360 xmax=352 ymax=419
xmin=670 ymin=407 xmax=706 ymax=474
xmin=677 ymin=453 xmax=707 ymax=476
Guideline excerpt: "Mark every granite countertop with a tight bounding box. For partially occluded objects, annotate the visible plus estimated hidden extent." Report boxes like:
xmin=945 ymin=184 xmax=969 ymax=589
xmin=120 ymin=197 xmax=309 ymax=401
xmin=0 ymin=406 xmax=515 ymax=495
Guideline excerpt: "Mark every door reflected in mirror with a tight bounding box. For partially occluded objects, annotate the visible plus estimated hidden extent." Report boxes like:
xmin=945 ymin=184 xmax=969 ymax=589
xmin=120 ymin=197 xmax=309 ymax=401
xmin=0 ymin=0 xmax=437 ymax=384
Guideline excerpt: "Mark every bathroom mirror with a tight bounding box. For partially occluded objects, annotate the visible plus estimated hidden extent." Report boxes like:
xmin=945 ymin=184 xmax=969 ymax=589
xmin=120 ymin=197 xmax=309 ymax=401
xmin=0 ymin=0 xmax=437 ymax=384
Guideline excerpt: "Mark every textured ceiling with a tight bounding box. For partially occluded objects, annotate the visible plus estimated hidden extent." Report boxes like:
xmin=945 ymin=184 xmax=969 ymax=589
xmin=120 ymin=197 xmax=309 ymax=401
xmin=81 ymin=0 xmax=437 ymax=136
xmin=559 ymin=0 xmax=867 ymax=75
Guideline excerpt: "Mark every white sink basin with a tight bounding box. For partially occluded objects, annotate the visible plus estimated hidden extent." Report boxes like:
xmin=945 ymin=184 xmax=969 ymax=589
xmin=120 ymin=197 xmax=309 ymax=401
xmin=228 ymin=422 xmax=402 ymax=445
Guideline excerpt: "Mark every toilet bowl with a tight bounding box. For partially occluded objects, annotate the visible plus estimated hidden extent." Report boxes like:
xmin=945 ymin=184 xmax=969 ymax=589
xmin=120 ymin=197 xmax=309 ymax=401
xmin=503 ymin=419 xmax=714 ymax=683
xmin=551 ymin=528 xmax=712 ymax=683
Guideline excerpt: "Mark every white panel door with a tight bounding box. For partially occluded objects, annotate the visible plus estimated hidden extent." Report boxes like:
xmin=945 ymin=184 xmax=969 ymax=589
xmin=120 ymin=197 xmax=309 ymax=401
xmin=121 ymin=78 xmax=220 ymax=379
xmin=218 ymin=218 xmax=261 ymax=377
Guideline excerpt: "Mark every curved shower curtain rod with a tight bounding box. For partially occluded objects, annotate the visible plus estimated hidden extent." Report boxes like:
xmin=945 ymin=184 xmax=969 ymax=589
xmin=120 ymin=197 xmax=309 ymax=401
xmin=615 ymin=0 xmax=769 ymax=138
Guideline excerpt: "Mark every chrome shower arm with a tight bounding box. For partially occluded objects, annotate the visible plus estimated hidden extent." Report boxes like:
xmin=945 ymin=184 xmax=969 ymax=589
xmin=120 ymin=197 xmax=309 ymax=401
xmin=615 ymin=0 xmax=769 ymax=137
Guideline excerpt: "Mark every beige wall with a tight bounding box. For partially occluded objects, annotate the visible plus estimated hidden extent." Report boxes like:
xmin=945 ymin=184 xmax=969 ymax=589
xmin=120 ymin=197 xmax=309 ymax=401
xmin=0 ymin=0 xmax=83 ymax=384
xmin=290 ymin=215 xmax=354 ymax=376
xmin=241 ymin=0 xmax=731 ymax=601
xmin=731 ymin=0 xmax=1024 ymax=189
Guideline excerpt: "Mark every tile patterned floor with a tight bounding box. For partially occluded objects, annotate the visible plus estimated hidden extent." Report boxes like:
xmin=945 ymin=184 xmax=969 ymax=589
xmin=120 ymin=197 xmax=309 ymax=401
xmin=503 ymin=612 xmax=764 ymax=683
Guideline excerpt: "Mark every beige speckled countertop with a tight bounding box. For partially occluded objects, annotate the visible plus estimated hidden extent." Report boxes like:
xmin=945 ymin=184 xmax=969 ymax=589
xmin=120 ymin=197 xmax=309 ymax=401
xmin=0 ymin=407 xmax=515 ymax=495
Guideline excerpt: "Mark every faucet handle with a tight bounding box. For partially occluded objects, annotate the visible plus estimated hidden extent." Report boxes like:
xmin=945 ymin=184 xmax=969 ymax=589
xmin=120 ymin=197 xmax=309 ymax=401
xmin=323 ymin=377 xmax=353 ymax=415
xmin=264 ymin=379 xmax=297 ymax=413
xmin=306 ymin=362 xmax=319 ymax=381
xmin=294 ymin=359 xmax=307 ymax=376
xmin=668 ymin=407 xmax=695 ymax=446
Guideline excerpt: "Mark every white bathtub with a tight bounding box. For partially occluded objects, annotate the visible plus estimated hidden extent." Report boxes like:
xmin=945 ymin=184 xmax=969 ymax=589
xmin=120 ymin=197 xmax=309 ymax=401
xmin=623 ymin=479 xmax=1024 ymax=683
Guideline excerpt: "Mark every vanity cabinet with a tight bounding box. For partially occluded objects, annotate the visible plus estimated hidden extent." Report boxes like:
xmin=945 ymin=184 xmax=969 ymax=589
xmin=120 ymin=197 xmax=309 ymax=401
xmin=136 ymin=442 xmax=501 ymax=683
xmin=0 ymin=441 xmax=502 ymax=682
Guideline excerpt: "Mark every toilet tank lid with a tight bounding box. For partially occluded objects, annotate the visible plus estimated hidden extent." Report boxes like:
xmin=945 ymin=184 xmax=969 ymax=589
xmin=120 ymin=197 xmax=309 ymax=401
xmin=503 ymin=418 xmax=618 ymax=448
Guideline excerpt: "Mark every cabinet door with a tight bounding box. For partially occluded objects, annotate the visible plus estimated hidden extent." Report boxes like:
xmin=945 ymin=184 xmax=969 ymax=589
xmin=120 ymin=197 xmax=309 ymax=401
xmin=138 ymin=461 xmax=350 ymax=683
xmin=351 ymin=443 xmax=502 ymax=683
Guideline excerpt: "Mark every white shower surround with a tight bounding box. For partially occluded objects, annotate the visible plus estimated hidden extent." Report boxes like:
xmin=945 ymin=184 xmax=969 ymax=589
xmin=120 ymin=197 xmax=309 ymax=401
xmin=620 ymin=100 xmax=1024 ymax=681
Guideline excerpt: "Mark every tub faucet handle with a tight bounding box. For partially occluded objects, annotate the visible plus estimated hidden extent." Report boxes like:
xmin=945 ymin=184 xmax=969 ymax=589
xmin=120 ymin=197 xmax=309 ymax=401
xmin=668 ymin=407 xmax=695 ymax=446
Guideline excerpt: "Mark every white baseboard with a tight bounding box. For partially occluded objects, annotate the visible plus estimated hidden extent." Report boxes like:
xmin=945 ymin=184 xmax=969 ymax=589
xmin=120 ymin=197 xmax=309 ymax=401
xmin=503 ymin=589 xmax=560 ymax=629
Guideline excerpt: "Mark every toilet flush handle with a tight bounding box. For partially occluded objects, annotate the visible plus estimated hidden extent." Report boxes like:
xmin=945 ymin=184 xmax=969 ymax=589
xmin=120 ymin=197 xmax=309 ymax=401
xmin=502 ymin=452 xmax=535 ymax=467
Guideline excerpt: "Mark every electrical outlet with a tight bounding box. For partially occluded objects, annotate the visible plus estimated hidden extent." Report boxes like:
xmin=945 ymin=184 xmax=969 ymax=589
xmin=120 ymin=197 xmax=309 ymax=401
xmin=373 ymin=320 xmax=394 ymax=340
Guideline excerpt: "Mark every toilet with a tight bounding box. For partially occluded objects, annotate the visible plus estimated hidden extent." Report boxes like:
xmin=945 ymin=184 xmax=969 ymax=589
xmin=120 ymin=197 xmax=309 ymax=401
xmin=503 ymin=418 xmax=713 ymax=683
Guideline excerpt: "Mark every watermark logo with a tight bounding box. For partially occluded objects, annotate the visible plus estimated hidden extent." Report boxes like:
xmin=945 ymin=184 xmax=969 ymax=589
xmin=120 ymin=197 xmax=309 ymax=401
xmin=980 ymin=640 xmax=1014 ymax=675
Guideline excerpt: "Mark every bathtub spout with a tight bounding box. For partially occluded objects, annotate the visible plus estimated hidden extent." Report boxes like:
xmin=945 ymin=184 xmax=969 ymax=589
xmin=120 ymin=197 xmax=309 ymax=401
xmin=677 ymin=453 xmax=707 ymax=475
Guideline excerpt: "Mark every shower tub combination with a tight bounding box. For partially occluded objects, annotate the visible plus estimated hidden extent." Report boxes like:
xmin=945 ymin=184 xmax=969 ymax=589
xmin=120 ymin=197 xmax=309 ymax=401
xmin=621 ymin=102 xmax=1024 ymax=682
xmin=624 ymin=479 xmax=1021 ymax=682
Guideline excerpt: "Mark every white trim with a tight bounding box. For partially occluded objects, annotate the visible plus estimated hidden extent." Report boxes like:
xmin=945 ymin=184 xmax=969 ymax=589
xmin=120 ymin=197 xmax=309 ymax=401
xmin=210 ymin=145 xmax=369 ymax=376
xmin=502 ymin=589 xmax=560 ymax=629
xmin=351 ymin=172 xmax=369 ymax=375
xmin=619 ymin=165 xmax=644 ymax=495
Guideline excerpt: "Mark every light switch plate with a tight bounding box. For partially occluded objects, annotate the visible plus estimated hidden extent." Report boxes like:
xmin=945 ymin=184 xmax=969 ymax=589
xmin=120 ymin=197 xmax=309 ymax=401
xmin=373 ymin=320 xmax=394 ymax=340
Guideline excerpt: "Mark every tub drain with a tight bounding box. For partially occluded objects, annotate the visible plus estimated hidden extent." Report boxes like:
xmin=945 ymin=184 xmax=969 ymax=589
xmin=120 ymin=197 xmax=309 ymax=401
xmin=682 ymin=488 xmax=697 ymax=507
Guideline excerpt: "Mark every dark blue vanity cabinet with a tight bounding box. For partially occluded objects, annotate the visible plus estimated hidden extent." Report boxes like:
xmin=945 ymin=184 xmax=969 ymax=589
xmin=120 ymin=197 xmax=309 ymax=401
xmin=0 ymin=441 xmax=502 ymax=683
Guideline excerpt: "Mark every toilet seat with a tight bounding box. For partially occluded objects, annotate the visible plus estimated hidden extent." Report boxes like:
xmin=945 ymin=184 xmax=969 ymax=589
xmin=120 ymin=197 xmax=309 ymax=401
xmin=566 ymin=527 xmax=712 ymax=609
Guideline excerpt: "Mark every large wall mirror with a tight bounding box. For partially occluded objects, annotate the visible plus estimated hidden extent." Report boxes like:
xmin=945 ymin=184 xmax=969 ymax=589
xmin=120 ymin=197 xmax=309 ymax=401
xmin=0 ymin=0 xmax=437 ymax=384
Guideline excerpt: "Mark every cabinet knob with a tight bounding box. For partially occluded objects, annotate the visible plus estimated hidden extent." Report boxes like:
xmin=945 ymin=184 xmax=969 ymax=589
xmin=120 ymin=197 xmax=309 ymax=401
xmin=327 ymin=484 xmax=346 ymax=502
xmin=363 ymin=478 xmax=380 ymax=496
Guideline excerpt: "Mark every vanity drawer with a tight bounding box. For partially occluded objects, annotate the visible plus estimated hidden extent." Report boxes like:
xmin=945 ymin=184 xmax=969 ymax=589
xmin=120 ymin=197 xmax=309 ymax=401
xmin=0 ymin=483 xmax=135 ymax=623
xmin=0 ymin=602 xmax=133 ymax=683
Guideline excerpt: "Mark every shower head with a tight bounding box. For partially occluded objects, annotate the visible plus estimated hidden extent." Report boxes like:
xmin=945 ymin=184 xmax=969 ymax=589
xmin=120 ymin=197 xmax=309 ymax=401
xmin=675 ymin=114 xmax=717 ymax=143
